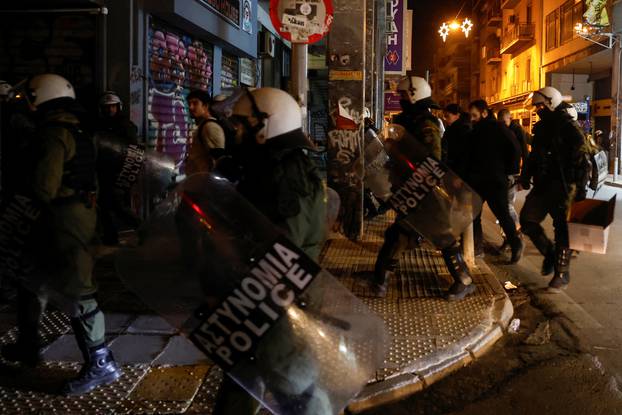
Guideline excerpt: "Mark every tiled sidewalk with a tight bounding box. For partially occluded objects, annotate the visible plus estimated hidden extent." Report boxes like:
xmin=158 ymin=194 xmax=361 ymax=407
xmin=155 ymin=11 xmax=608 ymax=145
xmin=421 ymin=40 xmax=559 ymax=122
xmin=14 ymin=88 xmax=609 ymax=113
xmin=0 ymin=215 xmax=511 ymax=414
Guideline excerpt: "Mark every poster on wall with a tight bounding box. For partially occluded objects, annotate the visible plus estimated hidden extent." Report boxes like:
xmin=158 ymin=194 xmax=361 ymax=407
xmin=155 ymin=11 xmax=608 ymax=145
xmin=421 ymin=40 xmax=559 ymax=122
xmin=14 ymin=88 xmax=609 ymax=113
xmin=270 ymin=0 xmax=334 ymax=44
xmin=584 ymin=0 xmax=609 ymax=27
xmin=385 ymin=0 xmax=407 ymax=75
xmin=242 ymin=0 xmax=253 ymax=34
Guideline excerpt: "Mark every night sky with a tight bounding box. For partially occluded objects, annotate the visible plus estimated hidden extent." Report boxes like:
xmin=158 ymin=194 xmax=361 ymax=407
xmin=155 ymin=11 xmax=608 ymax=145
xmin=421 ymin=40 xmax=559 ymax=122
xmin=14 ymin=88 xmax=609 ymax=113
xmin=410 ymin=0 xmax=471 ymax=76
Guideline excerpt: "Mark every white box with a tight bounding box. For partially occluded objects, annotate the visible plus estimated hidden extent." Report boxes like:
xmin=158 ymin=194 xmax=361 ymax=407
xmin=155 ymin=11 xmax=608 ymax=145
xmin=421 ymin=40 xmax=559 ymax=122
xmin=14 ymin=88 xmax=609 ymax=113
xmin=568 ymin=196 xmax=616 ymax=254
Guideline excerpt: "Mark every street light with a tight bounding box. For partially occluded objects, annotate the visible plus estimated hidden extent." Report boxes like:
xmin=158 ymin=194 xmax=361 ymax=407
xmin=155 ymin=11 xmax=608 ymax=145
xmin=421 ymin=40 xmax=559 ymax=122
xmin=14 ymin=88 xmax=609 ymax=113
xmin=439 ymin=18 xmax=473 ymax=42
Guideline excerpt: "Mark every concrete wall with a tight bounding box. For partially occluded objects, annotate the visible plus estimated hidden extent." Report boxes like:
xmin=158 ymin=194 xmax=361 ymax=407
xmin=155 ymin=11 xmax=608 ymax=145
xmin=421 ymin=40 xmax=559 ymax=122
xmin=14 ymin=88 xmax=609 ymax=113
xmin=550 ymin=73 xmax=593 ymax=101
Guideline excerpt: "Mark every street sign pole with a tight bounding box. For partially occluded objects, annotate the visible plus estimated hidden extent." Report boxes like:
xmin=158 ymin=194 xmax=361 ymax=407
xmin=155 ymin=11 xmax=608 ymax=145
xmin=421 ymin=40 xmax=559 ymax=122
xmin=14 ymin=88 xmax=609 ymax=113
xmin=291 ymin=43 xmax=309 ymax=134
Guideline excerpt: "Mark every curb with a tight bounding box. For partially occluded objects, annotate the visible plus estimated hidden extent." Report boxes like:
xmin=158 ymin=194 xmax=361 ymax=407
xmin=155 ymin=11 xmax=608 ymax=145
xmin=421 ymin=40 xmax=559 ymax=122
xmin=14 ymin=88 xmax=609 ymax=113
xmin=346 ymin=258 xmax=513 ymax=414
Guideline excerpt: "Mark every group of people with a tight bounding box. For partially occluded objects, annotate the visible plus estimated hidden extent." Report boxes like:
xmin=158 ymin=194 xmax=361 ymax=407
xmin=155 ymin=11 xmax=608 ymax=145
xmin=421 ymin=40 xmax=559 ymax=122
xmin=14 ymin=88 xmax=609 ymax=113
xmin=371 ymin=75 xmax=592 ymax=300
xmin=0 ymin=74 xmax=325 ymax=414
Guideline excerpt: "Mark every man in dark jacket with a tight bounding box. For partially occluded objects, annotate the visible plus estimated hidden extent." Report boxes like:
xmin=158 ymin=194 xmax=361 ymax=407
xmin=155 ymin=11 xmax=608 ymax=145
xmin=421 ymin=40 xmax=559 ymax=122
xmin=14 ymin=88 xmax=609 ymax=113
xmin=498 ymin=108 xmax=529 ymax=231
xmin=467 ymin=100 xmax=523 ymax=263
xmin=442 ymin=103 xmax=472 ymax=178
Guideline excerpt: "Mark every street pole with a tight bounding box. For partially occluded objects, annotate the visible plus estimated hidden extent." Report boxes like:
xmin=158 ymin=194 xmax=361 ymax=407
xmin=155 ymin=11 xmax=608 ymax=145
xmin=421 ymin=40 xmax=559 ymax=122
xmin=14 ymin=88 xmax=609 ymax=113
xmin=327 ymin=0 xmax=366 ymax=240
xmin=291 ymin=43 xmax=309 ymax=134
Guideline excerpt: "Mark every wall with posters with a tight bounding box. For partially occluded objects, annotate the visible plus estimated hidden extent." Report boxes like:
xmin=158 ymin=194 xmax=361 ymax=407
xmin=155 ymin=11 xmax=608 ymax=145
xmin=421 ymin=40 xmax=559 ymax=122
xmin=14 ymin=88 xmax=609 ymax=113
xmin=147 ymin=19 xmax=214 ymax=173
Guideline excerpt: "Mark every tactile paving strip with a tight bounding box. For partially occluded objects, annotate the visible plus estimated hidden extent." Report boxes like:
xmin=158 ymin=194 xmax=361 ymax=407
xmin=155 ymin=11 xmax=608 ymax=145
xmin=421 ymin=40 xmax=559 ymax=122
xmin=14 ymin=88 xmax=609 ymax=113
xmin=320 ymin=213 xmax=497 ymax=381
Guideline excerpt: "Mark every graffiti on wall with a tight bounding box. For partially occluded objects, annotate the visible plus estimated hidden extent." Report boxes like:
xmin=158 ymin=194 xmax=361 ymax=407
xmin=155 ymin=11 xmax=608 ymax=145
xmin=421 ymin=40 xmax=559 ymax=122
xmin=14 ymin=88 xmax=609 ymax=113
xmin=147 ymin=23 xmax=213 ymax=172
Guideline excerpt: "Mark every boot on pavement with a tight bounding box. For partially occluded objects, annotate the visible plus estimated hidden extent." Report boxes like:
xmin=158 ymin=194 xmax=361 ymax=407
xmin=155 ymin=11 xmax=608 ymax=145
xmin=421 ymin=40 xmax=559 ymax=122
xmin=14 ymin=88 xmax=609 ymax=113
xmin=548 ymin=247 xmax=571 ymax=291
xmin=1 ymin=338 xmax=43 ymax=367
xmin=509 ymin=236 xmax=524 ymax=264
xmin=541 ymin=246 xmax=555 ymax=276
xmin=62 ymin=346 xmax=122 ymax=395
xmin=442 ymin=245 xmax=475 ymax=301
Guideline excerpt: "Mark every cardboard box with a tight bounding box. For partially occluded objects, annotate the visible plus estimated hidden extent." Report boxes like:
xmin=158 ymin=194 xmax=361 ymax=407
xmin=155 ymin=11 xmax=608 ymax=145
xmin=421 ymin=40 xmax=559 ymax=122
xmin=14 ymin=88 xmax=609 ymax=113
xmin=568 ymin=195 xmax=616 ymax=254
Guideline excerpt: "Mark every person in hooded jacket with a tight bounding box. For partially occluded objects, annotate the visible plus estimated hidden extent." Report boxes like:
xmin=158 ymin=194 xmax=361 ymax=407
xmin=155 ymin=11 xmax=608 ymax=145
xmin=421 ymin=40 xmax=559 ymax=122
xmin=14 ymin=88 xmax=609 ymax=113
xmin=467 ymin=100 xmax=523 ymax=263
xmin=442 ymin=103 xmax=472 ymax=178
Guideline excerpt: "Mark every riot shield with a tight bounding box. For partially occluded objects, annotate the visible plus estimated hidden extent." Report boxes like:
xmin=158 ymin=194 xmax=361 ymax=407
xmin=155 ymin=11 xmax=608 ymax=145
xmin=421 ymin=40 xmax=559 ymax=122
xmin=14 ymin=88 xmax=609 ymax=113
xmin=116 ymin=173 xmax=388 ymax=415
xmin=95 ymin=132 xmax=176 ymax=201
xmin=0 ymin=193 xmax=79 ymax=310
xmin=378 ymin=124 xmax=483 ymax=249
xmin=326 ymin=186 xmax=341 ymax=231
xmin=364 ymin=128 xmax=392 ymax=202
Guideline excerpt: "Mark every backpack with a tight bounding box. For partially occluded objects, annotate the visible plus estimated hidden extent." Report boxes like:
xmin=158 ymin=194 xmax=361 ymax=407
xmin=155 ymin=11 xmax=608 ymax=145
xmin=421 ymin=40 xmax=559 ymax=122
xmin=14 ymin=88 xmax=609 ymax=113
xmin=203 ymin=117 xmax=237 ymax=157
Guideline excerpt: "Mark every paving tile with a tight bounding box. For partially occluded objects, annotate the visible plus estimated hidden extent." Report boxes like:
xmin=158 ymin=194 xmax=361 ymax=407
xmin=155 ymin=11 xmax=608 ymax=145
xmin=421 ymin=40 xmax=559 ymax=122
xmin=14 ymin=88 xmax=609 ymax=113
xmin=126 ymin=314 xmax=177 ymax=335
xmin=42 ymin=334 xmax=83 ymax=362
xmin=153 ymin=335 xmax=209 ymax=366
xmin=109 ymin=334 xmax=171 ymax=364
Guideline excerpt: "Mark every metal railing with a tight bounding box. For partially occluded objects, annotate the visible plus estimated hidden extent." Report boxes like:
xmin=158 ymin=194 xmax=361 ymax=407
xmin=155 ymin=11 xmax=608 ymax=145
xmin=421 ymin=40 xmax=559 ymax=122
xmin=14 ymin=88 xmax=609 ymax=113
xmin=502 ymin=23 xmax=535 ymax=51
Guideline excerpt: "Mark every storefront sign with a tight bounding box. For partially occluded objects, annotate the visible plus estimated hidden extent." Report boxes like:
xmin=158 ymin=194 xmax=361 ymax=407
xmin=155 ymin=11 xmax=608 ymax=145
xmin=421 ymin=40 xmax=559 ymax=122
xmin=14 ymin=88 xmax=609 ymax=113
xmin=270 ymin=0 xmax=334 ymax=44
xmin=584 ymin=0 xmax=609 ymax=27
xmin=384 ymin=91 xmax=401 ymax=112
xmin=328 ymin=70 xmax=363 ymax=81
xmin=199 ymin=0 xmax=240 ymax=27
xmin=385 ymin=0 xmax=406 ymax=75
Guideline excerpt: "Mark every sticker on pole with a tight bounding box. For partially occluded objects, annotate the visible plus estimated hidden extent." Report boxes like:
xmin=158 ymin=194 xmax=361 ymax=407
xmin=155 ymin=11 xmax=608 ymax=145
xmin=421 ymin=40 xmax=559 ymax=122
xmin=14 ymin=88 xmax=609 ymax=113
xmin=270 ymin=0 xmax=334 ymax=44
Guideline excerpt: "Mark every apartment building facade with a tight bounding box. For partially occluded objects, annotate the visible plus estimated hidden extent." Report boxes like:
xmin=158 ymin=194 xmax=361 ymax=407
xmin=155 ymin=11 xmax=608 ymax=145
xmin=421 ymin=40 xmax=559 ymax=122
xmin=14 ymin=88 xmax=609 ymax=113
xmin=472 ymin=0 xmax=613 ymax=136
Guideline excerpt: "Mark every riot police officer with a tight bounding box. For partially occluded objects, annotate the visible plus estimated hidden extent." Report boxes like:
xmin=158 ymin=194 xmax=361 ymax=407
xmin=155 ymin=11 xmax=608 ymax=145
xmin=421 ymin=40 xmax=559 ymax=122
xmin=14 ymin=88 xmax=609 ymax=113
xmin=95 ymin=91 xmax=138 ymax=143
xmin=94 ymin=91 xmax=140 ymax=245
xmin=213 ymin=87 xmax=326 ymax=414
xmin=1 ymin=74 xmax=122 ymax=394
xmin=520 ymin=86 xmax=589 ymax=290
xmin=372 ymin=77 xmax=475 ymax=301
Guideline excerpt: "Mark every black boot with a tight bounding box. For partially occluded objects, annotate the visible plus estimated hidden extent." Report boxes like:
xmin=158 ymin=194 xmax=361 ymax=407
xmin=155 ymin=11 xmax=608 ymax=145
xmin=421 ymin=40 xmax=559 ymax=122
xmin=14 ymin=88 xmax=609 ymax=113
xmin=541 ymin=246 xmax=555 ymax=276
xmin=1 ymin=338 xmax=43 ymax=367
xmin=442 ymin=245 xmax=476 ymax=301
xmin=548 ymin=247 xmax=571 ymax=291
xmin=62 ymin=345 xmax=122 ymax=396
xmin=509 ymin=236 xmax=524 ymax=264
xmin=2 ymin=287 xmax=44 ymax=366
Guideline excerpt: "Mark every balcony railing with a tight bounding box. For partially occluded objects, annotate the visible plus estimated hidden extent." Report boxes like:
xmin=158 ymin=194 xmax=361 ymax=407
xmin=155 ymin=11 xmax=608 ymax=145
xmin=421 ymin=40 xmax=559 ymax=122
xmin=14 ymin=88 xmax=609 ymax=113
xmin=501 ymin=23 xmax=535 ymax=55
xmin=486 ymin=0 xmax=502 ymax=27
xmin=486 ymin=47 xmax=502 ymax=64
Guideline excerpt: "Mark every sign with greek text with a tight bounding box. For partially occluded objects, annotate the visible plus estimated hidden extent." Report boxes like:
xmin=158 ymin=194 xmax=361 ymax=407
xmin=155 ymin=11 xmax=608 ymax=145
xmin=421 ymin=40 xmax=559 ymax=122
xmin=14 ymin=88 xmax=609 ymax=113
xmin=115 ymin=144 xmax=146 ymax=192
xmin=0 ymin=195 xmax=41 ymax=283
xmin=270 ymin=0 xmax=334 ymax=44
xmin=189 ymin=236 xmax=321 ymax=370
xmin=385 ymin=0 xmax=406 ymax=75
xmin=388 ymin=157 xmax=448 ymax=216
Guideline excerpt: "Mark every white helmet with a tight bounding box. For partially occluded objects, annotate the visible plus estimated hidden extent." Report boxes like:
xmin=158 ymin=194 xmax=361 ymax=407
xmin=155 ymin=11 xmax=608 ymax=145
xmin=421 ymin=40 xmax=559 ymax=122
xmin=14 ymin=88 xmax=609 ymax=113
xmin=397 ymin=76 xmax=432 ymax=104
xmin=0 ymin=81 xmax=11 ymax=98
xmin=100 ymin=91 xmax=122 ymax=109
xmin=232 ymin=87 xmax=301 ymax=141
xmin=28 ymin=74 xmax=75 ymax=107
xmin=532 ymin=86 xmax=562 ymax=111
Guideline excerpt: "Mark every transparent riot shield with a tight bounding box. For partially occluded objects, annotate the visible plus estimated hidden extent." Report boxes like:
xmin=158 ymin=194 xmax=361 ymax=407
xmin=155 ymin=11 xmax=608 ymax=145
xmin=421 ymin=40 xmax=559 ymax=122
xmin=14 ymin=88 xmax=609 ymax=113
xmin=326 ymin=186 xmax=341 ymax=231
xmin=364 ymin=128 xmax=392 ymax=202
xmin=0 ymin=193 xmax=80 ymax=310
xmin=116 ymin=173 xmax=388 ymax=415
xmin=377 ymin=124 xmax=483 ymax=249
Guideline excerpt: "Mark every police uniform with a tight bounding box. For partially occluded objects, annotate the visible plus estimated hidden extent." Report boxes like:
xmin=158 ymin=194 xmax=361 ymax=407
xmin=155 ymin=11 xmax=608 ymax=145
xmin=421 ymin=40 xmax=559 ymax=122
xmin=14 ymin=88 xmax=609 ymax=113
xmin=520 ymin=108 xmax=588 ymax=285
xmin=3 ymin=107 xmax=121 ymax=395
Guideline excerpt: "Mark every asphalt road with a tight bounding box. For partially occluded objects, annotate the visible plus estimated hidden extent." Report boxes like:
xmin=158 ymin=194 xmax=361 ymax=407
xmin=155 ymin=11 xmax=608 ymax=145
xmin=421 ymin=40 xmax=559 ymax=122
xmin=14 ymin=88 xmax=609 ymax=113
xmin=482 ymin=181 xmax=622 ymax=385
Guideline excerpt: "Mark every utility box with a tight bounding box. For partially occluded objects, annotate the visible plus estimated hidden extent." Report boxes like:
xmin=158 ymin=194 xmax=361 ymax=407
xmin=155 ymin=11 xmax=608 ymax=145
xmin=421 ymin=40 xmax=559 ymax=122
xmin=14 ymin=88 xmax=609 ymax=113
xmin=568 ymin=195 xmax=616 ymax=254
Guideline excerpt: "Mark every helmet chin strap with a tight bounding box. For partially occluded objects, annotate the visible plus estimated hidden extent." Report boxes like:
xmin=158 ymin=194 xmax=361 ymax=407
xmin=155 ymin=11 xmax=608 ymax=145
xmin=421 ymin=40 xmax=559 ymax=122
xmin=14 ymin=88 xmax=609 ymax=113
xmin=244 ymin=87 xmax=269 ymax=138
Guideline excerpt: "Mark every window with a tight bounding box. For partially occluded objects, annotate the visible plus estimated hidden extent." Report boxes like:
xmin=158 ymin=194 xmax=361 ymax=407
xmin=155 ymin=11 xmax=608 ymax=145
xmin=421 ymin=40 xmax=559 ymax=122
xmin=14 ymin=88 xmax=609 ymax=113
xmin=526 ymin=58 xmax=531 ymax=83
xmin=560 ymin=0 xmax=574 ymax=44
xmin=546 ymin=10 xmax=559 ymax=51
xmin=527 ymin=1 xmax=532 ymax=23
